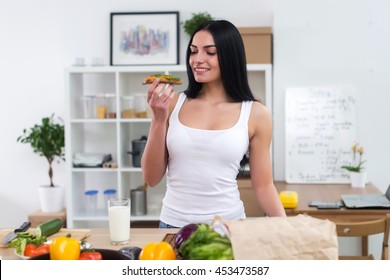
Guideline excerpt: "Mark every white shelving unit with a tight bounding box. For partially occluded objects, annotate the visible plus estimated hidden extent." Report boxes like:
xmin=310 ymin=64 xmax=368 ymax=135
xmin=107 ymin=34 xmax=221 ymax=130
xmin=64 ymin=64 xmax=272 ymax=228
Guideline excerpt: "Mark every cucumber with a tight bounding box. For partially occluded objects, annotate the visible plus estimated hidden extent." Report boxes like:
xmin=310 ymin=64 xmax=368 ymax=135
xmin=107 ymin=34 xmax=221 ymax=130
xmin=35 ymin=218 xmax=63 ymax=237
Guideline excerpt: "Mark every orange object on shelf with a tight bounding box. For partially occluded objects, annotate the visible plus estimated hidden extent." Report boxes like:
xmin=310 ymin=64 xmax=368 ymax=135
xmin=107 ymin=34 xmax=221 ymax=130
xmin=96 ymin=105 xmax=106 ymax=119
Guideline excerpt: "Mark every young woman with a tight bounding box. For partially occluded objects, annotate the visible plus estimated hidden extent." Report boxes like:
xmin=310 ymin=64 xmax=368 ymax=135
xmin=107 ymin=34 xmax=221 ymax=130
xmin=141 ymin=20 xmax=286 ymax=228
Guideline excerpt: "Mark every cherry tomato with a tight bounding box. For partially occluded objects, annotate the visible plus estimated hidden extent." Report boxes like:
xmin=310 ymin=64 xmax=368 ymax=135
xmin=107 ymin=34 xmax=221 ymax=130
xmin=139 ymin=241 xmax=176 ymax=260
xmin=79 ymin=251 xmax=103 ymax=260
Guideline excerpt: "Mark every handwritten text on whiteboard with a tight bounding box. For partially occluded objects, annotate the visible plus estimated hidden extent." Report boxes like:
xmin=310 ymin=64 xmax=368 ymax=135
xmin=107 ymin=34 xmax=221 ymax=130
xmin=285 ymin=86 xmax=356 ymax=183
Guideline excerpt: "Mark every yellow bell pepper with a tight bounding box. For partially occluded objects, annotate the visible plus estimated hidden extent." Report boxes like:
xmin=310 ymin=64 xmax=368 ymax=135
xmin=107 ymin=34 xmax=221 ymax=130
xmin=139 ymin=241 xmax=176 ymax=260
xmin=50 ymin=236 xmax=80 ymax=260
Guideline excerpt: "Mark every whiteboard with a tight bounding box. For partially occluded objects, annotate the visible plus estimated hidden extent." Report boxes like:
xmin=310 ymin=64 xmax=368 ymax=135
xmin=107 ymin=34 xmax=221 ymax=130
xmin=285 ymin=86 xmax=356 ymax=183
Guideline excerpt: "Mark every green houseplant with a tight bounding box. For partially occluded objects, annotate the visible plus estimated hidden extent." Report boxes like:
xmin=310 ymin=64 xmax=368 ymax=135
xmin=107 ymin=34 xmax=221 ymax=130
xmin=182 ymin=12 xmax=214 ymax=37
xmin=17 ymin=114 xmax=65 ymax=212
xmin=17 ymin=114 xmax=65 ymax=186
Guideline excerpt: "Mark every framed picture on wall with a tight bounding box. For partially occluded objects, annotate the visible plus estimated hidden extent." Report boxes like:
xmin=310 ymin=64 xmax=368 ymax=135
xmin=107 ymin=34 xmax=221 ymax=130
xmin=110 ymin=11 xmax=179 ymax=66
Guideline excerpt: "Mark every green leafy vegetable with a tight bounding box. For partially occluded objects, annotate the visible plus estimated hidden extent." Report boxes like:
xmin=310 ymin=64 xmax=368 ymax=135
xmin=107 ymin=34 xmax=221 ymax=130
xmin=9 ymin=232 xmax=47 ymax=255
xmin=151 ymin=74 xmax=181 ymax=81
xmin=178 ymin=223 xmax=233 ymax=260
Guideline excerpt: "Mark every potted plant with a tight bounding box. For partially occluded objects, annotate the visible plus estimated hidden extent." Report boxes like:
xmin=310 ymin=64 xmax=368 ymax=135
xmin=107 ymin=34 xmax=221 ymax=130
xmin=341 ymin=141 xmax=367 ymax=188
xmin=17 ymin=114 xmax=65 ymax=212
xmin=182 ymin=12 xmax=214 ymax=37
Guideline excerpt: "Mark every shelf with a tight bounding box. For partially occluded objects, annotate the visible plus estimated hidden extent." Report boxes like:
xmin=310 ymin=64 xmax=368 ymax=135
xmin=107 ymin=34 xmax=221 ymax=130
xmin=71 ymin=119 xmax=117 ymax=124
xmin=66 ymin=65 xmax=187 ymax=74
xmin=66 ymin=64 xmax=268 ymax=73
xmin=119 ymin=118 xmax=151 ymax=123
xmin=73 ymin=214 xmax=161 ymax=222
xmin=71 ymin=168 xmax=143 ymax=172
xmin=70 ymin=118 xmax=152 ymax=123
xmin=65 ymin=64 xmax=272 ymax=228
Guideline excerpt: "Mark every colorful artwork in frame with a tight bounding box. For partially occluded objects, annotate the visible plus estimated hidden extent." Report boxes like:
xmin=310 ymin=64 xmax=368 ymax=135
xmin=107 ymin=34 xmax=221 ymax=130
xmin=110 ymin=12 xmax=179 ymax=65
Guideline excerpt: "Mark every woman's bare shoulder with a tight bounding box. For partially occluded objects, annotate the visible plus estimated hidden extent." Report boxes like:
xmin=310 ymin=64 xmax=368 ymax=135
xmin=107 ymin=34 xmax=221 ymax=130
xmin=248 ymin=101 xmax=272 ymax=138
xmin=250 ymin=100 xmax=271 ymax=120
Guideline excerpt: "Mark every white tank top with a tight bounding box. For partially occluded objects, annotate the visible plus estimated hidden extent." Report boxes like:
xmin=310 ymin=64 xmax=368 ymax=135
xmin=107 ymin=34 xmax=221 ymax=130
xmin=161 ymin=93 xmax=253 ymax=227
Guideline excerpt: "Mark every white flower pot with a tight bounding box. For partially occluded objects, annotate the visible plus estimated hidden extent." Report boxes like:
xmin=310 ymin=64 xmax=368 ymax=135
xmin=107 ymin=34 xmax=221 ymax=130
xmin=38 ymin=185 xmax=65 ymax=212
xmin=350 ymin=171 xmax=367 ymax=188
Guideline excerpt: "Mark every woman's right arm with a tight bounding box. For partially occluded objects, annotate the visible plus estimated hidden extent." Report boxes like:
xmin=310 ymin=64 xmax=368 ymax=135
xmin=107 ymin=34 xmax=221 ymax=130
xmin=141 ymin=80 xmax=177 ymax=186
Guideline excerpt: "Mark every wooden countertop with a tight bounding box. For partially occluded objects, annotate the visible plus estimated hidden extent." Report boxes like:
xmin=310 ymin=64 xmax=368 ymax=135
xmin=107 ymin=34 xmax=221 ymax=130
xmin=2 ymin=219 xmax=388 ymax=260
xmin=0 ymin=228 xmax=178 ymax=260
xmin=274 ymin=181 xmax=389 ymax=222
xmin=2 ymin=182 xmax=389 ymax=260
xmin=238 ymin=180 xmax=388 ymax=222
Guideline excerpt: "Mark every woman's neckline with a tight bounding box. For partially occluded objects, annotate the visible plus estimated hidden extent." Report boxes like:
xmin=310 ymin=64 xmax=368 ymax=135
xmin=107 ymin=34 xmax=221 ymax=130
xmin=176 ymin=94 xmax=244 ymax=132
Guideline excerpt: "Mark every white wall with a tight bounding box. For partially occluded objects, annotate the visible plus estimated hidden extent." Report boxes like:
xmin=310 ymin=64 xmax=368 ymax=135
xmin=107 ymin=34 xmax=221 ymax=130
xmin=0 ymin=0 xmax=273 ymax=227
xmin=273 ymin=0 xmax=390 ymax=189
xmin=273 ymin=0 xmax=390 ymax=259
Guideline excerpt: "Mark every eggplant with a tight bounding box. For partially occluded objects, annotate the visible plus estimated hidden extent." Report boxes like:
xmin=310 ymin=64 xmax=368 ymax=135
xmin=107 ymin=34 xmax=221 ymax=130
xmin=118 ymin=246 xmax=142 ymax=260
xmin=174 ymin=223 xmax=199 ymax=249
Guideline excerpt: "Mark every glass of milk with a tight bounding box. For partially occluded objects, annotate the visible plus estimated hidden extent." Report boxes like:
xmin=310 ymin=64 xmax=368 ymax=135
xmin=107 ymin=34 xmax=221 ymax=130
xmin=108 ymin=197 xmax=131 ymax=245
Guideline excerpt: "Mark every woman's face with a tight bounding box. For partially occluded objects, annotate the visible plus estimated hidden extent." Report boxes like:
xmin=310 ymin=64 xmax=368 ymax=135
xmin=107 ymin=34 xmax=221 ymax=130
xmin=189 ymin=30 xmax=221 ymax=84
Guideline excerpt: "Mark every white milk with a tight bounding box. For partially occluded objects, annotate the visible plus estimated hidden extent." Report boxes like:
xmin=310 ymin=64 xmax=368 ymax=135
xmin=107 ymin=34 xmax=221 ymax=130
xmin=108 ymin=205 xmax=130 ymax=244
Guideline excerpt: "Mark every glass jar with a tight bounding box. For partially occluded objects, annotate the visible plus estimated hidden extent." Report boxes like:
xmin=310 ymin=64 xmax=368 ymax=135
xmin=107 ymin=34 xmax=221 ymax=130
xmin=95 ymin=94 xmax=107 ymax=119
xmin=81 ymin=95 xmax=95 ymax=119
xmin=103 ymin=189 xmax=117 ymax=211
xmin=121 ymin=96 xmax=136 ymax=118
xmin=134 ymin=93 xmax=147 ymax=118
xmin=84 ymin=189 xmax=98 ymax=214
xmin=105 ymin=93 xmax=116 ymax=119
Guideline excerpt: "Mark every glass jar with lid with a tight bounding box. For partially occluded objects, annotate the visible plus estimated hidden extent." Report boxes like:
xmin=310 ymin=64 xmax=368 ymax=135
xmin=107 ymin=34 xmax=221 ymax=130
xmin=84 ymin=189 xmax=98 ymax=214
xmin=81 ymin=95 xmax=95 ymax=119
xmin=121 ymin=96 xmax=136 ymax=118
xmin=103 ymin=189 xmax=117 ymax=211
xmin=105 ymin=93 xmax=116 ymax=119
xmin=134 ymin=93 xmax=147 ymax=118
xmin=95 ymin=94 xmax=107 ymax=119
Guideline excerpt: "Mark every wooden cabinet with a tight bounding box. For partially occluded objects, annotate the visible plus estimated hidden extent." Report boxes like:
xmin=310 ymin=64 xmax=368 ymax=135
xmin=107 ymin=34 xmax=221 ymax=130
xmin=65 ymin=64 xmax=272 ymax=228
xmin=237 ymin=178 xmax=266 ymax=217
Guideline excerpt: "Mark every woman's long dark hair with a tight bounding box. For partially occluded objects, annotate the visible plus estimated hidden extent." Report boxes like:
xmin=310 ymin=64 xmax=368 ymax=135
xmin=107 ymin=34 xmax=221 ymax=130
xmin=184 ymin=20 xmax=255 ymax=102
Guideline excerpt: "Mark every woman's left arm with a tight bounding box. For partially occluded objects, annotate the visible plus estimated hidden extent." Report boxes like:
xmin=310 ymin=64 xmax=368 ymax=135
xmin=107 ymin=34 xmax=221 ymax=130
xmin=248 ymin=102 xmax=286 ymax=217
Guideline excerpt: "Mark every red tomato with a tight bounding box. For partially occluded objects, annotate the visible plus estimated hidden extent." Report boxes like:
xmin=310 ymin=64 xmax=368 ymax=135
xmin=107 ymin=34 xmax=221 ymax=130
xmin=24 ymin=243 xmax=51 ymax=257
xmin=79 ymin=251 xmax=103 ymax=260
xmin=24 ymin=243 xmax=37 ymax=257
xmin=33 ymin=244 xmax=50 ymax=256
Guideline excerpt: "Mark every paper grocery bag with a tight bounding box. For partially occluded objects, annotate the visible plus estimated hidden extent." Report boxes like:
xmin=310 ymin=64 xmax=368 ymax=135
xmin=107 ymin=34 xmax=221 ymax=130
xmin=225 ymin=214 xmax=338 ymax=260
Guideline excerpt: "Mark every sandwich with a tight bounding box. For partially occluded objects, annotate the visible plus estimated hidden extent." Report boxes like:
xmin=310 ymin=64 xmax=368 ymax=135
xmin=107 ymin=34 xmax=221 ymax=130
xmin=142 ymin=74 xmax=183 ymax=85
